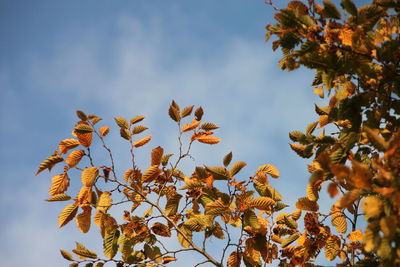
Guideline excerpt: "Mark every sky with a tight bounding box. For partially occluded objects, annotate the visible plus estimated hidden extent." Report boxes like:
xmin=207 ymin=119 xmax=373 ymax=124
xmin=0 ymin=0 xmax=343 ymax=266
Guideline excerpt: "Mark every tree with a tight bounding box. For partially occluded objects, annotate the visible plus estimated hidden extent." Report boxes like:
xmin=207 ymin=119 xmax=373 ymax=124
xmin=36 ymin=0 xmax=399 ymax=266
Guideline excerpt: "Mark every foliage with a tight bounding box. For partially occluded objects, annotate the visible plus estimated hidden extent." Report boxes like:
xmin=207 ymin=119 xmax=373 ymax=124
xmin=36 ymin=0 xmax=400 ymax=266
xmin=266 ymin=0 xmax=400 ymax=266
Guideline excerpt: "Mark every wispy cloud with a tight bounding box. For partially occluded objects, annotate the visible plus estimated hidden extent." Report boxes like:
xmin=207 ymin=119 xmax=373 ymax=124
xmin=1 ymin=11 xmax=328 ymax=267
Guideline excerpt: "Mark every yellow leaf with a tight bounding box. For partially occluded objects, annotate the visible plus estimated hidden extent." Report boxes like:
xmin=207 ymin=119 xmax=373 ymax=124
xmin=77 ymin=186 xmax=92 ymax=205
xmin=49 ymin=173 xmax=70 ymax=196
xmin=36 ymin=154 xmax=64 ymax=175
xmin=325 ymin=235 xmax=340 ymax=261
xmin=195 ymin=135 xmax=221 ymax=144
xmin=76 ymin=206 xmax=92 ymax=233
xmin=314 ymin=86 xmax=324 ymax=98
xmin=249 ymin=197 xmax=275 ymax=210
xmin=318 ymin=115 xmax=329 ymax=128
xmin=132 ymin=125 xmax=148 ymax=135
xmin=348 ymin=229 xmax=363 ymax=242
xmin=306 ymin=183 xmax=319 ymax=201
xmin=142 ymin=165 xmax=161 ymax=183
xmin=81 ymin=167 xmax=99 ymax=187
xmin=281 ymin=234 xmax=300 ymax=248
xmin=46 ymin=193 xmax=71 ymax=202
xmin=66 ymin=149 xmax=85 ymax=167
xmin=59 ymin=139 xmax=80 ymax=154
xmin=361 ymin=196 xmax=383 ymax=219
xmin=177 ymin=224 xmax=192 ymax=248
xmin=133 ymin=135 xmax=152 ymax=147
xmin=331 ymin=210 xmax=347 ymax=234
xmin=130 ymin=115 xmax=145 ymax=125
xmin=205 ymin=199 xmax=229 ymax=215
xmin=99 ymin=126 xmax=110 ymax=137
xmin=296 ymin=197 xmax=319 ymax=211
xmin=227 ymin=251 xmax=241 ymax=267
xmin=58 ymin=204 xmax=79 ymax=228
xmin=256 ymin=164 xmax=280 ymax=178
xmin=182 ymin=119 xmax=200 ymax=132
xmin=351 ymin=160 xmax=372 ymax=189
xmin=97 ymin=192 xmax=112 ymax=212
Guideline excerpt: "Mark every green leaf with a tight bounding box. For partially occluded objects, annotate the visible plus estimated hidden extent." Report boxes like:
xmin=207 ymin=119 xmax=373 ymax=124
xmin=103 ymin=227 xmax=120 ymax=259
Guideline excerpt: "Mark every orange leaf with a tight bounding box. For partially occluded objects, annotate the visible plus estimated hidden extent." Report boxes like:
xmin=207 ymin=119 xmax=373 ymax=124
xmin=133 ymin=135 xmax=152 ymax=147
xmin=196 ymin=135 xmax=221 ymax=145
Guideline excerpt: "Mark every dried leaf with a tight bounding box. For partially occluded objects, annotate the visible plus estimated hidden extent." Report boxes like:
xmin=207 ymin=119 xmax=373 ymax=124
xmin=66 ymin=149 xmax=85 ymax=167
xmin=81 ymin=167 xmax=99 ymax=187
xmin=58 ymin=204 xmax=79 ymax=228
xmin=99 ymin=126 xmax=110 ymax=137
xmin=76 ymin=206 xmax=92 ymax=233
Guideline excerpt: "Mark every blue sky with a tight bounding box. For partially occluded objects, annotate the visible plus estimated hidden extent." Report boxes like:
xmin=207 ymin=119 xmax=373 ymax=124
xmin=0 ymin=0 xmax=342 ymax=266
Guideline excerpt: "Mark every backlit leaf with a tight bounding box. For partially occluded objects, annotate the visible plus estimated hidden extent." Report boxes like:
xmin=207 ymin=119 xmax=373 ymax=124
xmin=46 ymin=193 xmax=71 ymax=202
xmin=76 ymin=206 xmax=92 ymax=233
xmin=81 ymin=167 xmax=99 ymax=187
xmin=133 ymin=135 xmax=152 ymax=147
xmin=325 ymin=235 xmax=340 ymax=261
xmin=103 ymin=227 xmax=120 ymax=259
xmin=361 ymin=196 xmax=383 ymax=219
xmin=249 ymin=197 xmax=275 ymax=210
xmin=49 ymin=173 xmax=70 ymax=196
xmin=99 ymin=126 xmax=109 ymax=137
xmin=227 ymin=251 xmax=241 ymax=267
xmin=182 ymin=120 xmax=200 ymax=132
xmin=59 ymin=139 xmax=80 ymax=154
xmin=97 ymin=192 xmax=112 ymax=212
xmin=257 ymin=164 xmax=280 ymax=178
xmin=230 ymin=161 xmax=247 ymax=176
xmin=296 ymin=197 xmax=319 ymax=211
xmin=151 ymin=222 xmax=171 ymax=237
xmin=114 ymin=117 xmax=129 ymax=129
xmin=196 ymin=135 xmax=221 ymax=144
xmin=151 ymin=146 xmax=164 ymax=166
xmin=165 ymin=193 xmax=182 ymax=216
xmin=177 ymin=224 xmax=192 ymax=248
xmin=66 ymin=149 xmax=85 ymax=167
xmin=58 ymin=204 xmax=78 ymax=228
xmin=281 ymin=234 xmax=300 ymax=248
xmin=142 ymin=165 xmax=160 ymax=183
xmin=36 ymin=154 xmax=63 ymax=175
xmin=205 ymin=199 xmax=229 ymax=215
